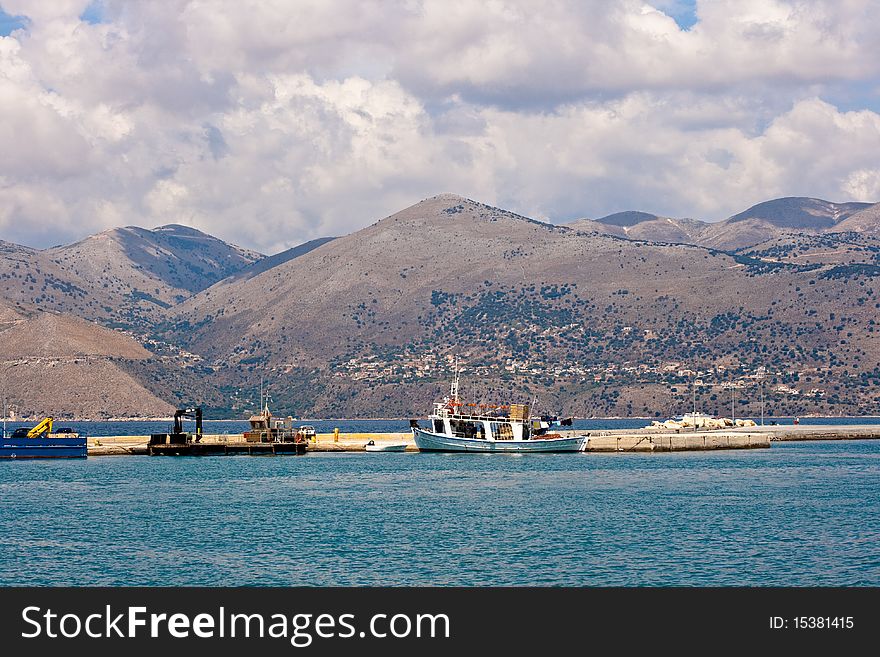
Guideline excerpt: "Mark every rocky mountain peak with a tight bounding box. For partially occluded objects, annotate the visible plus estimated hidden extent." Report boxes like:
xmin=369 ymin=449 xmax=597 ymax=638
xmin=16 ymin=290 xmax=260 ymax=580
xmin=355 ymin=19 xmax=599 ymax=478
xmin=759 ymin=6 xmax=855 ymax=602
xmin=728 ymin=197 xmax=872 ymax=229
xmin=596 ymin=210 xmax=660 ymax=227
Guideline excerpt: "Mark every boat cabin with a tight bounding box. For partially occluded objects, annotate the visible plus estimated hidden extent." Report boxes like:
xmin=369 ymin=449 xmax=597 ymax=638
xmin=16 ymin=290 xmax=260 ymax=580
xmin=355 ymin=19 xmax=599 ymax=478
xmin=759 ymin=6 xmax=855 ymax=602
xmin=244 ymin=406 xmax=299 ymax=443
xmin=430 ymin=401 xmax=532 ymax=441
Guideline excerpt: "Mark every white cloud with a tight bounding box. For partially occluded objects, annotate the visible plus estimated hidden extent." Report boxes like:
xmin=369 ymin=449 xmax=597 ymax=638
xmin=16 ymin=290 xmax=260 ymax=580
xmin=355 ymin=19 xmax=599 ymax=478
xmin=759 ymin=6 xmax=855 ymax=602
xmin=0 ymin=0 xmax=878 ymax=252
xmin=843 ymin=169 xmax=880 ymax=202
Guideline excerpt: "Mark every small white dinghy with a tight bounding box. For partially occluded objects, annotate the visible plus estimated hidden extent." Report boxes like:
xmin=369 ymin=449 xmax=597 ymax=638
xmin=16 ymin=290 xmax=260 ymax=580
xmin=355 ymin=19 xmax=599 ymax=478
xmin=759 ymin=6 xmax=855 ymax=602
xmin=364 ymin=440 xmax=408 ymax=452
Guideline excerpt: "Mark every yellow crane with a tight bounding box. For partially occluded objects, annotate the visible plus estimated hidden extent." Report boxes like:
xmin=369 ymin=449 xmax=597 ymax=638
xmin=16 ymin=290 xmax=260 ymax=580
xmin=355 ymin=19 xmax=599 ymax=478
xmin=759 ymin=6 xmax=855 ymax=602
xmin=27 ymin=417 xmax=53 ymax=438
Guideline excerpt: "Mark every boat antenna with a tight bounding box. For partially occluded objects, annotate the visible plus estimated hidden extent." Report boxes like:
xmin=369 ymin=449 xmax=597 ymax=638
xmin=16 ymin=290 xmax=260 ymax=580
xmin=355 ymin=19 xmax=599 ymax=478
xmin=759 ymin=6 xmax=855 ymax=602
xmin=450 ymin=356 xmax=460 ymax=404
xmin=259 ymin=375 xmax=271 ymax=414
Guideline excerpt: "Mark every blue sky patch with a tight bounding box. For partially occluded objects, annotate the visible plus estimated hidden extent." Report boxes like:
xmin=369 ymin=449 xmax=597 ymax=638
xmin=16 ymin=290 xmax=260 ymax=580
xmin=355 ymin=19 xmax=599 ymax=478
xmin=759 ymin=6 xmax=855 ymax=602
xmin=0 ymin=8 xmax=28 ymax=35
xmin=653 ymin=0 xmax=698 ymax=30
xmin=80 ymin=1 xmax=105 ymax=25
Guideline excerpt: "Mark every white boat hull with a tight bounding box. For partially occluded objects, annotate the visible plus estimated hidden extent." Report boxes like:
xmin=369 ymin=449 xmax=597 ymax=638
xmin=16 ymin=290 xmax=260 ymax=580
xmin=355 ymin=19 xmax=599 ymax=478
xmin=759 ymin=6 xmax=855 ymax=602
xmin=365 ymin=443 xmax=408 ymax=452
xmin=412 ymin=428 xmax=587 ymax=453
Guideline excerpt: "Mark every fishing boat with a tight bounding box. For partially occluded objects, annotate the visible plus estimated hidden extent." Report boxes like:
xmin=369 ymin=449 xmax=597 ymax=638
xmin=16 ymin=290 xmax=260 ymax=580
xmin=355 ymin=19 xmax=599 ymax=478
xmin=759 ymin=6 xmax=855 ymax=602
xmin=0 ymin=417 xmax=87 ymax=459
xmin=410 ymin=370 xmax=587 ymax=453
xmin=240 ymin=388 xmax=309 ymax=454
xmin=364 ymin=440 xmax=408 ymax=452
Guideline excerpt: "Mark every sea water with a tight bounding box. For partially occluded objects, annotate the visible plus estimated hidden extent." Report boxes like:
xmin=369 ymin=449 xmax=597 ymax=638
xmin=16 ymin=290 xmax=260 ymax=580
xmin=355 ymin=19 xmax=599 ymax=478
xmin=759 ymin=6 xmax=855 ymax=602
xmin=1 ymin=439 xmax=877 ymax=586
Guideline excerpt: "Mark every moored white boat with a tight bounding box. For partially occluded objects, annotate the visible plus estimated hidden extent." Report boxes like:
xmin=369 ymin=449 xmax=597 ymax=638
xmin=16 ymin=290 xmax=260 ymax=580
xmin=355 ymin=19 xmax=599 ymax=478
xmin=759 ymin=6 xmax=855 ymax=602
xmin=412 ymin=427 xmax=585 ymax=452
xmin=410 ymin=369 xmax=587 ymax=453
xmin=365 ymin=440 xmax=408 ymax=452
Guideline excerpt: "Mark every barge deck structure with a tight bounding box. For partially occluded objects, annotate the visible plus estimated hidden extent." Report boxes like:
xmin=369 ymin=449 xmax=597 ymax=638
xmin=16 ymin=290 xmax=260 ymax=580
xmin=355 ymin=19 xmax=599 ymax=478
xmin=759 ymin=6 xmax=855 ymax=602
xmin=148 ymin=404 xmax=307 ymax=456
xmin=147 ymin=440 xmax=307 ymax=456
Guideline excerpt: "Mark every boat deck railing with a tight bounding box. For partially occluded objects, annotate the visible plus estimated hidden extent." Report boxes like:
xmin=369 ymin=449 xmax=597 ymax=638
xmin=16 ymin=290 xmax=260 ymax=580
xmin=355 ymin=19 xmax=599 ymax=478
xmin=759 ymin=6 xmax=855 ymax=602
xmin=433 ymin=410 xmax=526 ymax=423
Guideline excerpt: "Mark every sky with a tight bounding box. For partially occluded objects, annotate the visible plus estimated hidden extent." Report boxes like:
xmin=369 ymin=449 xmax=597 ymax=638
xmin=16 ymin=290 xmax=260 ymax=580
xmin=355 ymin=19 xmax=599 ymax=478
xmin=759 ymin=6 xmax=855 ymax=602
xmin=1 ymin=1 xmax=879 ymax=254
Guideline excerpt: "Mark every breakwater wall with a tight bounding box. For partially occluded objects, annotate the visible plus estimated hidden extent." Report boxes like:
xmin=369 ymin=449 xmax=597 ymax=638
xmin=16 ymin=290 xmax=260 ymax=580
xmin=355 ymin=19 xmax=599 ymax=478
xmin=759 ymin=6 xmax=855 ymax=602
xmin=85 ymin=424 xmax=880 ymax=455
xmin=578 ymin=431 xmax=768 ymax=451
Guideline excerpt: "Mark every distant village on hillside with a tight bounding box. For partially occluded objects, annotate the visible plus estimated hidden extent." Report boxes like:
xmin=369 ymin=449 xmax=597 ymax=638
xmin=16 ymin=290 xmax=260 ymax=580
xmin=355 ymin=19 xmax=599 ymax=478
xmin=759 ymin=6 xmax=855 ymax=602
xmin=2 ymin=194 xmax=879 ymax=418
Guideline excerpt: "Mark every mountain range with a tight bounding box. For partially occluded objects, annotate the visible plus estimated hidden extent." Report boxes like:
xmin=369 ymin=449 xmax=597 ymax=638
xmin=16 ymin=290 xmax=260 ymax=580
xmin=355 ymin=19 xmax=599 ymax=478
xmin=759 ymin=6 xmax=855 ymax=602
xmin=0 ymin=224 xmax=261 ymax=329
xmin=2 ymin=194 xmax=879 ymax=418
xmin=569 ymin=197 xmax=876 ymax=250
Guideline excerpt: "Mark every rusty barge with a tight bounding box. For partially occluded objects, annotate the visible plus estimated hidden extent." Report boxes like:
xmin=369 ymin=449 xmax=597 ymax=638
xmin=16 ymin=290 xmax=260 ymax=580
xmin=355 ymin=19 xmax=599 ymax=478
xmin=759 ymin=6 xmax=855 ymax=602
xmin=148 ymin=405 xmax=307 ymax=456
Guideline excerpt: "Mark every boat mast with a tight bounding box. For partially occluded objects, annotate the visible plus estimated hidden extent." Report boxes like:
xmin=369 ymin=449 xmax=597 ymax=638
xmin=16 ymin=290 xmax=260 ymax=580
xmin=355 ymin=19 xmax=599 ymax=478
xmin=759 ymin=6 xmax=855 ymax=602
xmin=450 ymin=356 xmax=460 ymax=404
xmin=259 ymin=375 xmax=270 ymax=415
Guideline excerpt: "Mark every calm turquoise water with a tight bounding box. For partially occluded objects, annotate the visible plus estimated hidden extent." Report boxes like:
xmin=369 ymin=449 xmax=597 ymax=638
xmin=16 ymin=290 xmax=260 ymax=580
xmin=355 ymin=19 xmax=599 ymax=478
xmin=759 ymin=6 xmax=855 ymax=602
xmin=1 ymin=440 xmax=878 ymax=586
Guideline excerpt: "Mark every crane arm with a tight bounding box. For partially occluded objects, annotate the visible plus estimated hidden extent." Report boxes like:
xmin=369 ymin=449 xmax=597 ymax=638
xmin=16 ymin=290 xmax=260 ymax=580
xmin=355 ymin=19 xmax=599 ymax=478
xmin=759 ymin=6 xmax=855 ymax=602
xmin=27 ymin=417 xmax=53 ymax=438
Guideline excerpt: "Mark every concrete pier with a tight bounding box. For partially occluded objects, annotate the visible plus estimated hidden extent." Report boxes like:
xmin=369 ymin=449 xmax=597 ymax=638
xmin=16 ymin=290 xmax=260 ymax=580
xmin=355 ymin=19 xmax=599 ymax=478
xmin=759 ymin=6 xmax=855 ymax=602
xmin=84 ymin=424 xmax=880 ymax=455
xmin=87 ymin=432 xmax=416 ymax=455
xmin=746 ymin=424 xmax=880 ymax=441
xmin=579 ymin=431 xmax=768 ymax=452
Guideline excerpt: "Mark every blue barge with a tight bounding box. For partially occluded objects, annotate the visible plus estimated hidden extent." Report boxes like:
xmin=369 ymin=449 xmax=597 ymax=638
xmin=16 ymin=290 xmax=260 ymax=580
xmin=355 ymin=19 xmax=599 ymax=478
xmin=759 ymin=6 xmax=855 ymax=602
xmin=1 ymin=417 xmax=87 ymax=459
xmin=0 ymin=436 xmax=87 ymax=459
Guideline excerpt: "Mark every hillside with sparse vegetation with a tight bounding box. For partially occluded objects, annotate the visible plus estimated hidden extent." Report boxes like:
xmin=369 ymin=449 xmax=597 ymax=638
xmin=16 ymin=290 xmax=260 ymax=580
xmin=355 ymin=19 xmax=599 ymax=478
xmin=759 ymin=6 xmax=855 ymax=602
xmin=3 ymin=195 xmax=880 ymax=419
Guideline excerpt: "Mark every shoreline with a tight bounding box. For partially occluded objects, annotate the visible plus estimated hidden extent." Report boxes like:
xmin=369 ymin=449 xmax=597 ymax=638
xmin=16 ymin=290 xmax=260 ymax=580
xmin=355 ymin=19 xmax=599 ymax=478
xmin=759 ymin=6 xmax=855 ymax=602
xmin=6 ymin=414 xmax=880 ymax=423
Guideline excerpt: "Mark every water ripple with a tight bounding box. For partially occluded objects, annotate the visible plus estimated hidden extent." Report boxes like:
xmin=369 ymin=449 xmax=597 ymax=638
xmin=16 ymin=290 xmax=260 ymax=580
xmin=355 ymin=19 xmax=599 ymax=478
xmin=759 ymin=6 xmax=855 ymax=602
xmin=1 ymin=441 xmax=878 ymax=586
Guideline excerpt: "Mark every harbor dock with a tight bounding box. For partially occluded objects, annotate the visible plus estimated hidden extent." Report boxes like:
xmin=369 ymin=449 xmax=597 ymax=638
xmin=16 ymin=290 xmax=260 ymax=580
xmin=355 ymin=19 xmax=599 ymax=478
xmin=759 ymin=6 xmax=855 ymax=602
xmin=84 ymin=424 xmax=880 ymax=455
xmin=575 ymin=423 xmax=880 ymax=451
